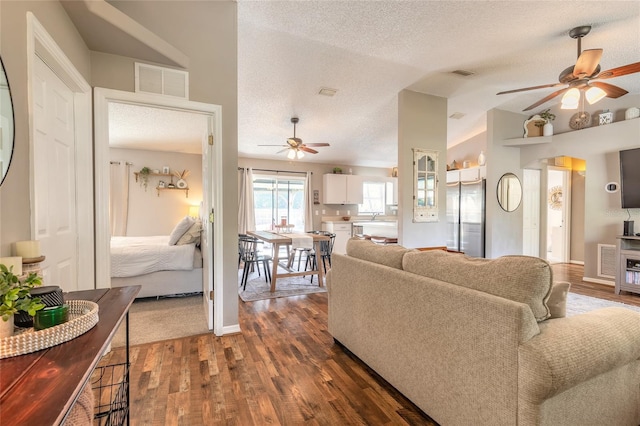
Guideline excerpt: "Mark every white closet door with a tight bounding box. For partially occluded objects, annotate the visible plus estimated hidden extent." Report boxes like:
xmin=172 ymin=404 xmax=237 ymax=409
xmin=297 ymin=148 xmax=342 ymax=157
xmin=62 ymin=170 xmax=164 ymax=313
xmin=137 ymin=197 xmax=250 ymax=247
xmin=32 ymin=56 xmax=78 ymax=292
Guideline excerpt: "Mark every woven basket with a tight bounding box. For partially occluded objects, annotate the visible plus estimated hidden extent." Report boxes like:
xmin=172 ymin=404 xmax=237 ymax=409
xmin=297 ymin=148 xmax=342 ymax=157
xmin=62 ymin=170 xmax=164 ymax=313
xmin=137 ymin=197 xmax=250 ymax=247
xmin=0 ymin=300 xmax=99 ymax=359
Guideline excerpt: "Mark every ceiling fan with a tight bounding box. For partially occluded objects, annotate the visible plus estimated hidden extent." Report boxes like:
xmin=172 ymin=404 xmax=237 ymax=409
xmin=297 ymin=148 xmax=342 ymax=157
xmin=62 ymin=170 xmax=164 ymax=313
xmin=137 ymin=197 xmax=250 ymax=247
xmin=497 ymin=25 xmax=640 ymax=111
xmin=259 ymin=117 xmax=330 ymax=159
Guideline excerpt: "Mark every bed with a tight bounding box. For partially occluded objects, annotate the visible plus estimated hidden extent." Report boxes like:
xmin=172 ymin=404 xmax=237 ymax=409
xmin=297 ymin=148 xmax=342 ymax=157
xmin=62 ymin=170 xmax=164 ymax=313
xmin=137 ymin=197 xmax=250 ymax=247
xmin=110 ymin=217 xmax=204 ymax=298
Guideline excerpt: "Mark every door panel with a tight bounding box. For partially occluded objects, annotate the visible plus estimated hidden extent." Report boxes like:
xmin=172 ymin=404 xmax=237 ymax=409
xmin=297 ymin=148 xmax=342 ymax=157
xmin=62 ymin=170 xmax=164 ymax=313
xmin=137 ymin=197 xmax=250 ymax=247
xmin=33 ymin=57 xmax=78 ymax=291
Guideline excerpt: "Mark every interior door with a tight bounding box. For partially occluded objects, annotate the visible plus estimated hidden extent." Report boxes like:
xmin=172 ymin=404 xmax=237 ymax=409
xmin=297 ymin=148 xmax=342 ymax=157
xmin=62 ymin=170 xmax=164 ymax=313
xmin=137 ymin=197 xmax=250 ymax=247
xmin=522 ymin=169 xmax=541 ymax=257
xmin=32 ymin=56 xmax=78 ymax=291
xmin=546 ymin=167 xmax=571 ymax=263
xmin=201 ymin=127 xmax=214 ymax=330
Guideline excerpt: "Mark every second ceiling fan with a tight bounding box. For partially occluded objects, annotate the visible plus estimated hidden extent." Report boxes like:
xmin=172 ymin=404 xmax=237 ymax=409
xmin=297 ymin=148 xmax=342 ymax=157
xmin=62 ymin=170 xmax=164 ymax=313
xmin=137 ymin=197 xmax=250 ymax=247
xmin=259 ymin=117 xmax=330 ymax=159
xmin=497 ymin=25 xmax=640 ymax=111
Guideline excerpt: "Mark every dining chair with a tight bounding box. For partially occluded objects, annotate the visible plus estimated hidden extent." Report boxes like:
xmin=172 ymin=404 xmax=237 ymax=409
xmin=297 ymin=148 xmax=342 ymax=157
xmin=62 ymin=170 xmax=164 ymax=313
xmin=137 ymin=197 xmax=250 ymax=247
xmin=304 ymin=231 xmax=336 ymax=283
xmin=238 ymin=235 xmax=272 ymax=290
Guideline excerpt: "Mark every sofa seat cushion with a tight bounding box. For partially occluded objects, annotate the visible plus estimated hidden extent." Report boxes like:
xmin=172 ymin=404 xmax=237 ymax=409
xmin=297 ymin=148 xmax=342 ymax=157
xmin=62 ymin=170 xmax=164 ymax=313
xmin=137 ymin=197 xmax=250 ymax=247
xmin=403 ymin=250 xmax=553 ymax=321
xmin=346 ymin=238 xmax=413 ymax=270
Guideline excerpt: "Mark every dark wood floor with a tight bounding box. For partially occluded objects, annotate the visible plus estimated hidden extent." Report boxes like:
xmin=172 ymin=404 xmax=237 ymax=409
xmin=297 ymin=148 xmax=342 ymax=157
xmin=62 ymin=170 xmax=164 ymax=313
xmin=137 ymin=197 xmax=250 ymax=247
xmin=97 ymin=263 xmax=639 ymax=425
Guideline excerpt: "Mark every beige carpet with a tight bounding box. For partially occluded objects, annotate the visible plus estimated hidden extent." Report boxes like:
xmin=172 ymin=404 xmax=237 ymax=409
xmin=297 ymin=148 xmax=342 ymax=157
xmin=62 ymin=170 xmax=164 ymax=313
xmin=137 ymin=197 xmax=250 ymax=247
xmin=238 ymin=268 xmax=327 ymax=302
xmin=111 ymin=294 xmax=209 ymax=348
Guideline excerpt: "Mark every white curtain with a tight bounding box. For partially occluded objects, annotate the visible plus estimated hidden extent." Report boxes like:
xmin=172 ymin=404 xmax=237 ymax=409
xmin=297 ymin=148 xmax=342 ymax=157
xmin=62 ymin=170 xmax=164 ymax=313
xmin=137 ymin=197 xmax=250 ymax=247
xmin=109 ymin=162 xmax=130 ymax=236
xmin=238 ymin=168 xmax=255 ymax=234
xmin=304 ymin=172 xmax=314 ymax=231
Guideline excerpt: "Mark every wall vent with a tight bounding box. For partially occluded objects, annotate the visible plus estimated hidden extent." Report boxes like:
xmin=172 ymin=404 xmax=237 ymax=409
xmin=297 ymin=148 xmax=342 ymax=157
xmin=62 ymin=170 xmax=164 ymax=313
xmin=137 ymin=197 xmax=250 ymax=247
xmin=597 ymin=243 xmax=616 ymax=279
xmin=135 ymin=63 xmax=189 ymax=99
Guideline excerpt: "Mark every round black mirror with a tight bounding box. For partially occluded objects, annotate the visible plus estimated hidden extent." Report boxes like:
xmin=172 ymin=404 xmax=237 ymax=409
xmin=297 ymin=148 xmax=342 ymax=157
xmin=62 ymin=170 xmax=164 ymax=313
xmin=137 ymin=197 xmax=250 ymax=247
xmin=0 ymin=56 xmax=15 ymax=186
xmin=497 ymin=173 xmax=522 ymax=212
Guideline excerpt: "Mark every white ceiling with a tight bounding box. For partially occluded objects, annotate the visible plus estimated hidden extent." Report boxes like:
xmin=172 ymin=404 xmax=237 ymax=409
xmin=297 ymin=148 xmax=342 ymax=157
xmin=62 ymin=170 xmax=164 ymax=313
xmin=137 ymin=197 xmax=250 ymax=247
xmin=64 ymin=1 xmax=640 ymax=167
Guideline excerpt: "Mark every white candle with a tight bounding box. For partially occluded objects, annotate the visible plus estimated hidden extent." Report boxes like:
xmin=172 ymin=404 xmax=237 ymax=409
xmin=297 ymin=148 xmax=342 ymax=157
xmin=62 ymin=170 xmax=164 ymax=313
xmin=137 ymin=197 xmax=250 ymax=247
xmin=13 ymin=240 xmax=41 ymax=259
xmin=0 ymin=257 xmax=23 ymax=276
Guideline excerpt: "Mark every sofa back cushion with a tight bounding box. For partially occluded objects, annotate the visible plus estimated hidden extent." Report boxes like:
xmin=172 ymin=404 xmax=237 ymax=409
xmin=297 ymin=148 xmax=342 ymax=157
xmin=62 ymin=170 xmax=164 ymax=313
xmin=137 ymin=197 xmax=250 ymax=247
xmin=346 ymin=238 xmax=412 ymax=270
xmin=403 ymin=250 xmax=553 ymax=321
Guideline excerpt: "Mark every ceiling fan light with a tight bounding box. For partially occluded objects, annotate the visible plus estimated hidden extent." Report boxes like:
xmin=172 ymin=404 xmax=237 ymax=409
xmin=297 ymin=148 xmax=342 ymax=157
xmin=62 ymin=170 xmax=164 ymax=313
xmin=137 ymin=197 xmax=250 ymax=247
xmin=296 ymin=150 xmax=305 ymax=159
xmin=585 ymin=86 xmax=606 ymax=104
xmin=287 ymin=149 xmax=296 ymax=159
xmin=561 ymin=88 xmax=580 ymax=109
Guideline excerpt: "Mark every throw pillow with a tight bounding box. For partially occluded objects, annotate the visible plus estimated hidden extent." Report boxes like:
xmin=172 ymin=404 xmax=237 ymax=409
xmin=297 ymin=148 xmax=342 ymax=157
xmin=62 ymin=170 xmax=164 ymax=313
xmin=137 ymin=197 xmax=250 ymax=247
xmin=403 ymin=250 xmax=554 ymax=322
xmin=547 ymin=281 xmax=571 ymax=319
xmin=177 ymin=219 xmax=202 ymax=245
xmin=168 ymin=216 xmax=195 ymax=245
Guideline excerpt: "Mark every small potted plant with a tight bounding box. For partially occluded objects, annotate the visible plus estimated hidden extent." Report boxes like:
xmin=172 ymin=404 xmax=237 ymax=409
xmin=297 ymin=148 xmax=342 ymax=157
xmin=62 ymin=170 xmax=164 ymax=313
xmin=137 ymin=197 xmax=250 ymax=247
xmin=333 ymin=167 xmax=342 ymax=174
xmin=539 ymin=109 xmax=556 ymax=136
xmin=138 ymin=166 xmax=151 ymax=190
xmin=0 ymin=264 xmax=44 ymax=338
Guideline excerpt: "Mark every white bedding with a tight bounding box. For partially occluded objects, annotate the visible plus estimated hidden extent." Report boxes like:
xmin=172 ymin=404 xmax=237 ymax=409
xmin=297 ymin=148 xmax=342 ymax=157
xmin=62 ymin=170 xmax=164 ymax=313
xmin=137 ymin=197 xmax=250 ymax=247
xmin=111 ymin=236 xmax=196 ymax=278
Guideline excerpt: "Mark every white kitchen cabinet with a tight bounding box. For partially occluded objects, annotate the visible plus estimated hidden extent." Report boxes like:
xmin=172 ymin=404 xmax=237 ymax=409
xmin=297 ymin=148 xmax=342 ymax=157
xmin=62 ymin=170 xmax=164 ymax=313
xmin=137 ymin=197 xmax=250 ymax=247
xmin=323 ymin=174 xmax=363 ymax=204
xmin=386 ymin=177 xmax=397 ymax=205
xmin=322 ymin=222 xmax=352 ymax=255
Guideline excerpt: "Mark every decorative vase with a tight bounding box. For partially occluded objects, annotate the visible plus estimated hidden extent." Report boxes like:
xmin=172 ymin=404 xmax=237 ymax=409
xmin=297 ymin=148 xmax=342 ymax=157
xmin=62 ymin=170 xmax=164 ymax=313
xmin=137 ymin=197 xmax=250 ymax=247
xmin=0 ymin=315 xmax=14 ymax=338
xmin=543 ymin=122 xmax=554 ymax=136
xmin=477 ymin=151 xmax=486 ymax=166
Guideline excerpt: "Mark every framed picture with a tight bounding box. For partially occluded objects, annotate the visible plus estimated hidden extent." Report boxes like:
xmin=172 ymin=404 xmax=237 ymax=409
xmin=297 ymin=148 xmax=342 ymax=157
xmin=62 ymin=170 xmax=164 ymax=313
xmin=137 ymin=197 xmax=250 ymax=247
xmin=158 ymin=180 xmax=166 ymax=188
xmin=162 ymin=166 xmax=170 ymax=174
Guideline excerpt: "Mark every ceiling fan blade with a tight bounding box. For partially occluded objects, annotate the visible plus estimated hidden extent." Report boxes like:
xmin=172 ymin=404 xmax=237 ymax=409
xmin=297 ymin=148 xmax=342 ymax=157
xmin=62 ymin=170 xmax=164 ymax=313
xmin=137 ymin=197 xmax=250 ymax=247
xmin=276 ymin=148 xmax=289 ymax=154
xmin=299 ymin=147 xmax=318 ymax=154
xmin=258 ymin=144 xmax=288 ymax=147
xmin=595 ymin=62 xmax=640 ymax=79
xmin=497 ymin=83 xmax=562 ymax=95
xmin=590 ymin=81 xmax=628 ymax=98
xmin=303 ymin=143 xmax=330 ymax=147
xmin=522 ymin=87 xmax=570 ymax=111
xmin=573 ymin=49 xmax=603 ymax=78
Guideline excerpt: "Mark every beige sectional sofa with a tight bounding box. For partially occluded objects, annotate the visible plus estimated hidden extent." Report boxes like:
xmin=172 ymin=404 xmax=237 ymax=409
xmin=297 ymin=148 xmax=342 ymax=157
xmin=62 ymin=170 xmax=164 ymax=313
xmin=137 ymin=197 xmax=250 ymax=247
xmin=327 ymin=239 xmax=640 ymax=426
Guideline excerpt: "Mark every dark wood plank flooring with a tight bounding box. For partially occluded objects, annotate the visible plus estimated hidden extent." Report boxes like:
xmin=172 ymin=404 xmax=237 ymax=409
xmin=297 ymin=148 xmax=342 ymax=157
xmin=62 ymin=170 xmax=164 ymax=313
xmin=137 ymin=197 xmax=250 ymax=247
xmin=97 ymin=263 xmax=638 ymax=425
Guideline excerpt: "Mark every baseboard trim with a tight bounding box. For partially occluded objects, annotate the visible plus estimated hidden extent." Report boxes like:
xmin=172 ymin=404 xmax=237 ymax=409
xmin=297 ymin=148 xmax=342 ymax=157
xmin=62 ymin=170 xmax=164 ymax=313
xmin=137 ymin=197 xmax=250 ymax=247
xmin=218 ymin=324 xmax=242 ymax=335
xmin=583 ymin=276 xmax=615 ymax=287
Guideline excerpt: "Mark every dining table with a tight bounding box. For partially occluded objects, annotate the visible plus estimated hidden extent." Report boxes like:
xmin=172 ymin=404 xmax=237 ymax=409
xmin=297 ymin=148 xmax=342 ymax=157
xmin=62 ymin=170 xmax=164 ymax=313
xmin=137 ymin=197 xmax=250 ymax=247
xmin=247 ymin=231 xmax=330 ymax=292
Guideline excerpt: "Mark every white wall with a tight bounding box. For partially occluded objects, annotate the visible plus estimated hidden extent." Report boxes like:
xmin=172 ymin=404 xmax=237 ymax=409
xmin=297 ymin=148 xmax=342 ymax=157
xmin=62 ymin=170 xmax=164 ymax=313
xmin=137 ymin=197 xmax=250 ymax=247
xmin=397 ymin=90 xmax=448 ymax=248
xmin=519 ymin=117 xmax=640 ymax=282
xmin=110 ymin=148 xmax=203 ymax=236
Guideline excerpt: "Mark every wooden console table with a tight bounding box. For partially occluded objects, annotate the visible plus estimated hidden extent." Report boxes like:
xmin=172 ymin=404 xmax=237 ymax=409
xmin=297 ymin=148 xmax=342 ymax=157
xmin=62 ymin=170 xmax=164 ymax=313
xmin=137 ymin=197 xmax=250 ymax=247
xmin=0 ymin=286 xmax=140 ymax=425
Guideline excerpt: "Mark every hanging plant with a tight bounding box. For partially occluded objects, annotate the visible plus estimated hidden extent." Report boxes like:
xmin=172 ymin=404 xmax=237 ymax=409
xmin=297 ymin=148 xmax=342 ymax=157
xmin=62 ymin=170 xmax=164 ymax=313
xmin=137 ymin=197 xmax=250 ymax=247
xmin=138 ymin=167 xmax=151 ymax=190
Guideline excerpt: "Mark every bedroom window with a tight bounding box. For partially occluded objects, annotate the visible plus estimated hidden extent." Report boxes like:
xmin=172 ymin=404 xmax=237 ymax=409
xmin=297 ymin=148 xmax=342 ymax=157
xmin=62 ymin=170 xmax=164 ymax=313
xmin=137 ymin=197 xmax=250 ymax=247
xmin=253 ymin=175 xmax=306 ymax=231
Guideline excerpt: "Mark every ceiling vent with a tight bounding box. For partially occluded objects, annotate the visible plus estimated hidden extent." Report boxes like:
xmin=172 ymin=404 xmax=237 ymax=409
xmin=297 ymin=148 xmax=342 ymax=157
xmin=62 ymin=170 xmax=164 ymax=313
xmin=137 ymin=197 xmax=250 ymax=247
xmin=449 ymin=112 xmax=466 ymax=120
xmin=318 ymin=87 xmax=338 ymax=97
xmin=451 ymin=69 xmax=475 ymax=77
xmin=135 ymin=62 xmax=189 ymax=99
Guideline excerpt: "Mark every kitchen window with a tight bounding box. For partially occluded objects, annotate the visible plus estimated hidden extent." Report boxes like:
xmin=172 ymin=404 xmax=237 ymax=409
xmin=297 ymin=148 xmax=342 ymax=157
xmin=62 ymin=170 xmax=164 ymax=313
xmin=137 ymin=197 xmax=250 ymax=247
xmin=358 ymin=181 xmax=386 ymax=214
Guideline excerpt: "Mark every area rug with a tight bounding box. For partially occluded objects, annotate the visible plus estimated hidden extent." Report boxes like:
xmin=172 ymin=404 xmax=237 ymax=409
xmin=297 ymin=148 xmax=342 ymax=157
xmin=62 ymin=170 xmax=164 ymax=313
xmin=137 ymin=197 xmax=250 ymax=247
xmin=111 ymin=294 xmax=209 ymax=348
xmin=239 ymin=269 xmax=327 ymax=302
xmin=566 ymin=293 xmax=640 ymax=317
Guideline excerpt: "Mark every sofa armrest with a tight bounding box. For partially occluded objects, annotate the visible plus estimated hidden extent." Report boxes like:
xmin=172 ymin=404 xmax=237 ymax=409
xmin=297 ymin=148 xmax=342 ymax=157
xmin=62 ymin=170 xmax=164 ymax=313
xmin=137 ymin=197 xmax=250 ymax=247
xmin=519 ymin=307 xmax=640 ymax=403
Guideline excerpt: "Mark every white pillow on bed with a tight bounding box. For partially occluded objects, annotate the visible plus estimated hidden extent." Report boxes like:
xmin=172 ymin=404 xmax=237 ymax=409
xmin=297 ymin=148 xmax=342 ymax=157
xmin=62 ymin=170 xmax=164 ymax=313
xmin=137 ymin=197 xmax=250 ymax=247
xmin=177 ymin=219 xmax=202 ymax=245
xmin=168 ymin=216 xmax=195 ymax=245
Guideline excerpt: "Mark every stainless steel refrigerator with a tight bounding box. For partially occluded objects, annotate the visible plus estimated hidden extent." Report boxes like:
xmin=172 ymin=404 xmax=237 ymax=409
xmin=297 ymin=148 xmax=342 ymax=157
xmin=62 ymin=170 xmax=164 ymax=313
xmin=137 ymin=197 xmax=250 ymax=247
xmin=446 ymin=178 xmax=485 ymax=257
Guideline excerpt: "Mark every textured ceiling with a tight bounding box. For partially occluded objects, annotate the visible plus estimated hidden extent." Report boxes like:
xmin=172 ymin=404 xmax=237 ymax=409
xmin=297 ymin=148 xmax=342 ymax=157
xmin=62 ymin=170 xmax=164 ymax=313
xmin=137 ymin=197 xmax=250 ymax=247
xmin=108 ymin=103 xmax=207 ymax=154
xmin=63 ymin=1 xmax=640 ymax=168
xmin=237 ymin=1 xmax=640 ymax=167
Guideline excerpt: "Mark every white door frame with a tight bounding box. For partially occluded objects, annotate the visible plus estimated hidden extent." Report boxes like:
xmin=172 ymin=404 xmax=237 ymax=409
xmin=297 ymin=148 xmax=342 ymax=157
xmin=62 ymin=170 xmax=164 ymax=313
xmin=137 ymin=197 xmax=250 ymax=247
xmin=546 ymin=166 xmax=572 ymax=263
xmin=26 ymin=13 xmax=94 ymax=288
xmin=93 ymin=88 xmax=224 ymax=333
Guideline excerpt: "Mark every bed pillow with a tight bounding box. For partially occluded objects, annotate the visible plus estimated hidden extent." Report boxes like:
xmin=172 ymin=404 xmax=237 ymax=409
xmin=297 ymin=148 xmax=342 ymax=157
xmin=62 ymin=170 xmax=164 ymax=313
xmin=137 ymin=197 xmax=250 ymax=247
xmin=177 ymin=219 xmax=202 ymax=245
xmin=168 ymin=216 xmax=195 ymax=245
